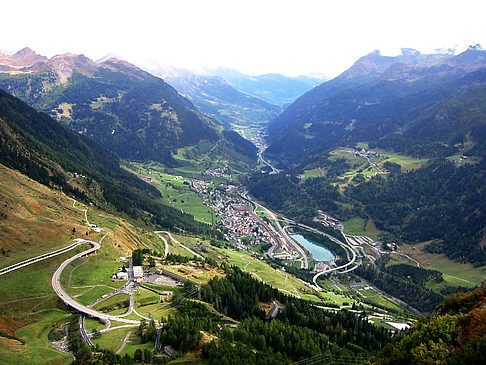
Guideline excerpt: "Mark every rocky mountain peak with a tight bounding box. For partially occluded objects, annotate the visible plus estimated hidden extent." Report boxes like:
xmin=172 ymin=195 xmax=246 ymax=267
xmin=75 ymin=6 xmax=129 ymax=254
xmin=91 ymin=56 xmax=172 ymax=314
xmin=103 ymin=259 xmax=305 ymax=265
xmin=43 ymin=53 xmax=100 ymax=82
xmin=6 ymin=47 xmax=47 ymax=69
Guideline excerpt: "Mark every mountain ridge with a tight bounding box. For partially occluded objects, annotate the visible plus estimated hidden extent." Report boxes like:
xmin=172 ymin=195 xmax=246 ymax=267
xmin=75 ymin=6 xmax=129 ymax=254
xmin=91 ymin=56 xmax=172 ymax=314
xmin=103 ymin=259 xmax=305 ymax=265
xmin=144 ymin=63 xmax=282 ymax=128
xmin=0 ymin=48 xmax=257 ymax=169
xmin=0 ymin=88 xmax=216 ymax=235
xmin=266 ymin=47 xmax=486 ymax=166
xmin=198 ymin=66 xmax=325 ymax=107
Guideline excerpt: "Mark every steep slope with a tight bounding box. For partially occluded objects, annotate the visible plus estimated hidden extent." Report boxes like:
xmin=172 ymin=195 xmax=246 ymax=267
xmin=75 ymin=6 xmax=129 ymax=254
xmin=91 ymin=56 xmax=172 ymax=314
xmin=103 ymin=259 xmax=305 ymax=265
xmin=267 ymin=47 xmax=486 ymax=166
xmin=201 ymin=67 xmax=325 ymax=107
xmin=0 ymin=47 xmax=47 ymax=72
xmin=0 ymin=88 xmax=216 ymax=235
xmin=145 ymin=64 xmax=282 ymax=128
xmin=0 ymin=49 xmax=256 ymax=169
xmin=374 ymin=286 xmax=486 ymax=364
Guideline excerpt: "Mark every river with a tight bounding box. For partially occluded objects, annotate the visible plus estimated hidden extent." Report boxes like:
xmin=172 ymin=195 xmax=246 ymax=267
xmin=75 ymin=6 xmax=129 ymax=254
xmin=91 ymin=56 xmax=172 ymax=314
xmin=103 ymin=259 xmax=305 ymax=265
xmin=291 ymin=234 xmax=335 ymax=262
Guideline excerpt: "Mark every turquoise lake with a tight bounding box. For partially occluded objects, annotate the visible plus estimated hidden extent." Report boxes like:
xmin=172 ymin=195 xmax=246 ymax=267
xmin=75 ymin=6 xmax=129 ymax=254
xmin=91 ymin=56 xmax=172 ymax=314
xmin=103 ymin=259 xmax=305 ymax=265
xmin=291 ymin=234 xmax=335 ymax=262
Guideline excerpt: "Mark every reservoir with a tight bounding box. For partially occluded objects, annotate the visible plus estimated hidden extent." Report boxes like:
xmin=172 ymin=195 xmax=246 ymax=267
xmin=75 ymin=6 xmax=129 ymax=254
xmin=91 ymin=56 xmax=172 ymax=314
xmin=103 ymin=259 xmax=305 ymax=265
xmin=291 ymin=234 xmax=335 ymax=262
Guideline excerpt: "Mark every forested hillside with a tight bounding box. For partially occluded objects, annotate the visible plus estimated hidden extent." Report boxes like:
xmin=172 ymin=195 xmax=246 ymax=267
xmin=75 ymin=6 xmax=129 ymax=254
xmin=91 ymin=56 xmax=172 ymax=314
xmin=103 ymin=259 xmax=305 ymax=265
xmin=266 ymin=47 xmax=486 ymax=167
xmin=160 ymin=265 xmax=391 ymax=364
xmin=349 ymin=159 xmax=486 ymax=266
xmin=247 ymin=172 xmax=355 ymax=221
xmin=373 ymin=285 xmax=486 ymax=364
xmin=248 ymin=156 xmax=486 ymax=266
xmin=0 ymin=88 xmax=216 ymax=235
xmin=0 ymin=50 xmax=256 ymax=169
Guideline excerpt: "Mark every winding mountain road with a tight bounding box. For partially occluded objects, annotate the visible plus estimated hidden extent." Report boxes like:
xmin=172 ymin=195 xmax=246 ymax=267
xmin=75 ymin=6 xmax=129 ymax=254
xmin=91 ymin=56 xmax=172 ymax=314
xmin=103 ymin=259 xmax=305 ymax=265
xmin=154 ymin=231 xmax=169 ymax=257
xmin=51 ymin=235 xmax=140 ymax=325
xmin=159 ymin=231 xmax=202 ymax=259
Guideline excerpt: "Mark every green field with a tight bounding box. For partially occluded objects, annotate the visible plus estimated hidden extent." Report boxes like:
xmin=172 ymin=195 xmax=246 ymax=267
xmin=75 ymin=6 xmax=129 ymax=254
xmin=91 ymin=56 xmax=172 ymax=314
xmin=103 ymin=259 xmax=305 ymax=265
xmin=343 ymin=217 xmax=366 ymax=236
xmin=398 ymin=243 xmax=486 ymax=287
xmin=359 ymin=288 xmax=380 ymax=298
xmin=91 ymin=327 xmax=134 ymax=353
xmin=217 ymin=247 xmax=329 ymax=302
xmin=375 ymin=150 xmax=429 ymax=170
xmin=118 ymin=331 xmax=155 ymax=357
xmin=84 ymin=318 xmax=107 ymax=333
xmin=93 ymin=293 xmax=130 ymax=313
xmin=327 ymin=148 xmax=384 ymax=185
xmin=167 ymin=242 xmax=197 ymax=258
xmin=0 ymin=311 xmax=73 ymax=365
xmin=364 ymin=294 xmax=404 ymax=312
xmin=134 ymin=288 xmax=160 ymax=306
xmin=0 ymin=249 xmax=90 ymax=365
xmin=342 ymin=217 xmax=381 ymax=239
xmin=126 ymin=163 xmax=214 ymax=223
xmin=65 ymin=253 xmax=122 ymax=289
xmin=75 ymin=286 xmax=116 ymax=306
xmin=302 ymin=168 xmax=323 ymax=178
xmin=135 ymin=301 xmax=175 ymax=320
xmin=85 ymin=211 xmax=119 ymax=230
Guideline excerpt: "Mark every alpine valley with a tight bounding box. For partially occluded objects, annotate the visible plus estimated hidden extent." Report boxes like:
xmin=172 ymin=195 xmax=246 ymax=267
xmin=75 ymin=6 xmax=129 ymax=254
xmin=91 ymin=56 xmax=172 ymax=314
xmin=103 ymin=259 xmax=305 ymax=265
xmin=0 ymin=44 xmax=485 ymax=365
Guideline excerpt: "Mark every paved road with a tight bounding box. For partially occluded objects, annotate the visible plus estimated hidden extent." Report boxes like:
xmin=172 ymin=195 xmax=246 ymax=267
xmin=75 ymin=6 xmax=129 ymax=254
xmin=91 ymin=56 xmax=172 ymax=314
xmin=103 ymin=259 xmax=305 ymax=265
xmin=154 ymin=231 xmax=169 ymax=257
xmin=51 ymin=235 xmax=139 ymax=325
xmin=0 ymin=240 xmax=86 ymax=276
xmin=305 ymin=227 xmax=357 ymax=286
xmin=159 ymin=231 xmax=202 ymax=259
xmin=280 ymin=221 xmax=359 ymax=286
xmin=155 ymin=232 xmax=169 ymax=257
xmin=80 ymin=315 xmax=95 ymax=348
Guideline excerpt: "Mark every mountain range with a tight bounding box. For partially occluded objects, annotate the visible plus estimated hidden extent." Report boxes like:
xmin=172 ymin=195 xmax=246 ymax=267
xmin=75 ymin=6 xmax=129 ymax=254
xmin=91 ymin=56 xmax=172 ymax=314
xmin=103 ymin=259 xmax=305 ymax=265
xmin=0 ymin=48 xmax=256 ymax=169
xmin=199 ymin=66 xmax=325 ymax=107
xmin=266 ymin=46 xmax=486 ymax=166
xmin=143 ymin=63 xmax=282 ymax=128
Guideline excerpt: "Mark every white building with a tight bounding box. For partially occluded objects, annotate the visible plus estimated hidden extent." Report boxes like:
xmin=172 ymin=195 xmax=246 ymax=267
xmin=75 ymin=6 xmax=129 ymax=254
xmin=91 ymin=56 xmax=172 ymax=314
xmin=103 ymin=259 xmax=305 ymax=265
xmin=133 ymin=266 xmax=144 ymax=282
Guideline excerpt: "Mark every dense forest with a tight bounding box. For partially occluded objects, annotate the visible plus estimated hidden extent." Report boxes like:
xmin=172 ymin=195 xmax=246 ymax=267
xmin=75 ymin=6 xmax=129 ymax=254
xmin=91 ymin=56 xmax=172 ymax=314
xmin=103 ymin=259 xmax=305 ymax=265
xmin=349 ymin=158 xmax=486 ymax=266
xmin=148 ymin=266 xmax=392 ymax=364
xmin=0 ymin=89 xmax=219 ymax=236
xmin=248 ymin=172 xmax=358 ymax=221
xmin=355 ymin=259 xmax=444 ymax=313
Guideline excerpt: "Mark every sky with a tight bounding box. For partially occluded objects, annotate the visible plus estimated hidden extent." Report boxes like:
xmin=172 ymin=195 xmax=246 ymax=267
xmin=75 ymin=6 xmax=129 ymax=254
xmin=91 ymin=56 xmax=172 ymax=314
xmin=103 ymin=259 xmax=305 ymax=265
xmin=3 ymin=0 xmax=486 ymax=77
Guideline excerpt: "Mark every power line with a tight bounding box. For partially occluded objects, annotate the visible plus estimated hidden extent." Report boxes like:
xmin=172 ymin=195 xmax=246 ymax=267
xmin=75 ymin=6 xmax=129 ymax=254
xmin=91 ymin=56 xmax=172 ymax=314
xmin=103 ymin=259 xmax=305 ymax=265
xmin=291 ymin=353 xmax=369 ymax=365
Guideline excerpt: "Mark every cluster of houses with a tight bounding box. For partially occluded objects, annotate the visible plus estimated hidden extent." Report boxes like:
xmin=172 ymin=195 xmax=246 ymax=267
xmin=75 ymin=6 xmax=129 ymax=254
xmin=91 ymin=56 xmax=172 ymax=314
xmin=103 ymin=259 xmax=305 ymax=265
xmin=202 ymin=168 xmax=232 ymax=179
xmin=345 ymin=147 xmax=381 ymax=160
xmin=192 ymin=181 xmax=276 ymax=248
xmin=220 ymin=204 xmax=275 ymax=246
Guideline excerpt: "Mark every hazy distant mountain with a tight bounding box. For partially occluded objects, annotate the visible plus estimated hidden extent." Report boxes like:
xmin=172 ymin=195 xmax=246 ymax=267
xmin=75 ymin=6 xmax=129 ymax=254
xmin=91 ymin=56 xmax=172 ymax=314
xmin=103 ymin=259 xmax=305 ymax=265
xmin=200 ymin=67 xmax=326 ymax=107
xmin=266 ymin=46 xmax=486 ymax=166
xmin=0 ymin=47 xmax=47 ymax=72
xmin=0 ymin=49 xmax=257 ymax=169
xmin=144 ymin=64 xmax=282 ymax=128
